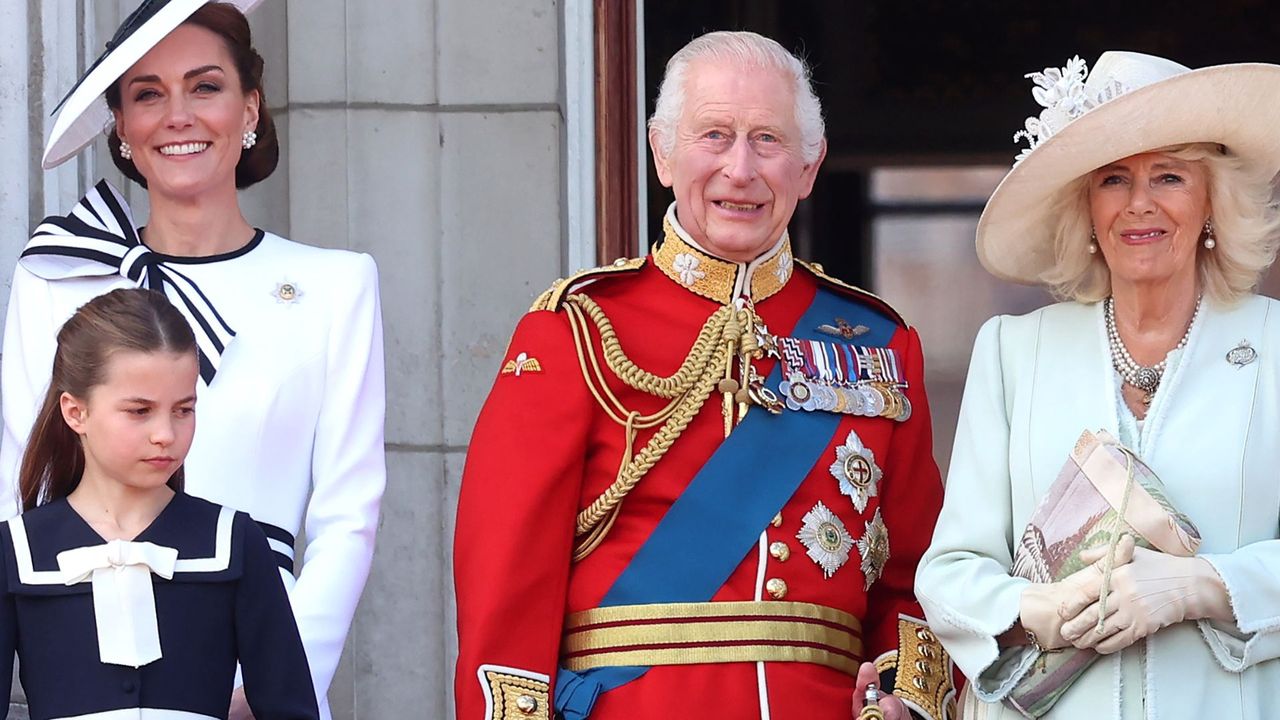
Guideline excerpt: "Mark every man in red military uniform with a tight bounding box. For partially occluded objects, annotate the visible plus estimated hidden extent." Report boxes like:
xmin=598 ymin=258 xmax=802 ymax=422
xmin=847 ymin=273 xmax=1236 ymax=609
xmin=454 ymin=30 xmax=957 ymax=720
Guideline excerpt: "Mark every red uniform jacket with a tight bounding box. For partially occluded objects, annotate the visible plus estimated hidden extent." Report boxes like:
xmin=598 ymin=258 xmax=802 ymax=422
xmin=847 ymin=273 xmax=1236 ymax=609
xmin=455 ymin=222 xmax=956 ymax=720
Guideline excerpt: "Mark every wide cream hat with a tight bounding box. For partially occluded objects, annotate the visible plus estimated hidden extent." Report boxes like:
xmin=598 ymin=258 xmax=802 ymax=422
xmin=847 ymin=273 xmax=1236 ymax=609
xmin=977 ymin=51 xmax=1280 ymax=285
xmin=43 ymin=0 xmax=264 ymax=170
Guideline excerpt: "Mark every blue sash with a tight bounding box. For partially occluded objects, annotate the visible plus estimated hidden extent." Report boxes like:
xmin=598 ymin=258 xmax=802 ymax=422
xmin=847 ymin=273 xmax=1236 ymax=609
xmin=554 ymin=286 xmax=898 ymax=719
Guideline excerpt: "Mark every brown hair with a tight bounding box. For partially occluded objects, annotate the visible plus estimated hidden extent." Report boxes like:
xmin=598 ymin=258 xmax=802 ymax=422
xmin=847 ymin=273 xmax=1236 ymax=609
xmin=105 ymin=3 xmax=278 ymax=189
xmin=19 ymin=289 xmax=198 ymax=511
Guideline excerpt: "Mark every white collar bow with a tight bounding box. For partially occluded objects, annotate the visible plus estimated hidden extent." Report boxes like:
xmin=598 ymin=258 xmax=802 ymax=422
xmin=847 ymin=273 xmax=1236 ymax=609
xmin=57 ymin=538 xmax=179 ymax=667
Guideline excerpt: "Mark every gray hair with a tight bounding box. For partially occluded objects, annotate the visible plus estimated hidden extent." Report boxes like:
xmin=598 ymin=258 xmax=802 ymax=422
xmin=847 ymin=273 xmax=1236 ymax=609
xmin=648 ymin=31 xmax=825 ymax=164
xmin=1041 ymin=143 xmax=1280 ymax=305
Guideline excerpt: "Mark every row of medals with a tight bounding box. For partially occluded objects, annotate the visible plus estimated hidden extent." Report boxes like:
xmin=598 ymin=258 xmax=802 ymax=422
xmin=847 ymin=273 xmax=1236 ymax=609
xmin=744 ymin=324 xmax=913 ymax=423
xmin=800 ymin=378 xmax=912 ymax=422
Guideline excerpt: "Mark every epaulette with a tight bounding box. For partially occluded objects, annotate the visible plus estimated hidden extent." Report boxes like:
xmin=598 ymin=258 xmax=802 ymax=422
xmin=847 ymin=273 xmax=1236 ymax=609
xmin=795 ymin=259 xmax=907 ymax=328
xmin=529 ymin=257 xmax=646 ymax=312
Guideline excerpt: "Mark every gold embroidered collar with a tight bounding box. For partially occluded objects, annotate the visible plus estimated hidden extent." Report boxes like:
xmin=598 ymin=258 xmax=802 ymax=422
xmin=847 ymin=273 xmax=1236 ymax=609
xmin=651 ymin=207 xmax=794 ymax=304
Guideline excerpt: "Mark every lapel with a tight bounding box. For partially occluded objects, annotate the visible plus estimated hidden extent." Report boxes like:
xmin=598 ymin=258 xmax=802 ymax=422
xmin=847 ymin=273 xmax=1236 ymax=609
xmin=1143 ymin=296 xmax=1269 ymax=549
xmin=1016 ymin=302 xmax=1117 ymax=504
xmin=1019 ymin=297 xmax=1271 ymax=549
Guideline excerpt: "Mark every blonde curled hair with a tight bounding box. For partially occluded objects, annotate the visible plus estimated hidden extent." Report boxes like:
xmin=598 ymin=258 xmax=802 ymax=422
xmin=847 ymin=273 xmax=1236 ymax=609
xmin=1040 ymin=143 xmax=1280 ymax=304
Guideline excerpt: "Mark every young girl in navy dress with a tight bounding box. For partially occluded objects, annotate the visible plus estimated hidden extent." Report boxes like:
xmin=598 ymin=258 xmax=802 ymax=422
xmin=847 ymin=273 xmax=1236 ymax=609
xmin=0 ymin=288 xmax=318 ymax=719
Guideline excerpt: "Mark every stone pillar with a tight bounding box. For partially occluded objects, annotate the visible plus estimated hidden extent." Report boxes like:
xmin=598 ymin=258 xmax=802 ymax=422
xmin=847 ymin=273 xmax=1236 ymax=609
xmin=281 ymin=0 xmax=567 ymax=717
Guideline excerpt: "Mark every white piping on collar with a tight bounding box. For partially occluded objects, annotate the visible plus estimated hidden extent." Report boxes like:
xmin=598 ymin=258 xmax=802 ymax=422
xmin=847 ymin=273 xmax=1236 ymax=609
xmin=7 ymin=506 xmax=235 ymax=585
xmin=8 ymin=515 xmax=61 ymax=585
xmin=173 ymin=506 xmax=234 ymax=573
xmin=664 ymin=203 xmax=789 ymax=300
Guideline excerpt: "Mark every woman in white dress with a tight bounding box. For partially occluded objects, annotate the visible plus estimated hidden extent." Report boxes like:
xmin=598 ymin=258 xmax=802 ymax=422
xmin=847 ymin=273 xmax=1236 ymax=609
xmin=1 ymin=2 xmax=386 ymax=718
xmin=915 ymin=52 xmax=1280 ymax=718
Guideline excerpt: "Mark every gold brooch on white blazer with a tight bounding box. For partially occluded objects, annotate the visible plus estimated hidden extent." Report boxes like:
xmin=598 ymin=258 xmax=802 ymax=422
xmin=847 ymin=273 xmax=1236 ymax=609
xmin=272 ymin=279 xmax=303 ymax=305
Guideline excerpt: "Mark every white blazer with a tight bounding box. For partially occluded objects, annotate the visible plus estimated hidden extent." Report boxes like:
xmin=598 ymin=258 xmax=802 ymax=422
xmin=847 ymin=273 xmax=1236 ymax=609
xmin=915 ymin=297 xmax=1280 ymax=719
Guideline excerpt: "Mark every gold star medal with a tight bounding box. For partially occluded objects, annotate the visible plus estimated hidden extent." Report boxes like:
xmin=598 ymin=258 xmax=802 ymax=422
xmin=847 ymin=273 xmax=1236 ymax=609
xmin=830 ymin=430 xmax=881 ymax=512
xmin=857 ymin=508 xmax=891 ymax=591
xmin=797 ymin=501 xmax=855 ymax=579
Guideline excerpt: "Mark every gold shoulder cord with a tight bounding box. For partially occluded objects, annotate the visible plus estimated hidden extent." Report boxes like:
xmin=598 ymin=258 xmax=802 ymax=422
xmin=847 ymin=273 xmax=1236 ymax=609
xmin=564 ymin=293 xmax=770 ymax=560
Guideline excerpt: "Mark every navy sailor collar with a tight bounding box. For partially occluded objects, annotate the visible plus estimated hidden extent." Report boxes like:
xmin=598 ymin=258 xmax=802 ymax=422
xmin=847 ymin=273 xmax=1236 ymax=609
xmin=3 ymin=493 xmax=241 ymax=592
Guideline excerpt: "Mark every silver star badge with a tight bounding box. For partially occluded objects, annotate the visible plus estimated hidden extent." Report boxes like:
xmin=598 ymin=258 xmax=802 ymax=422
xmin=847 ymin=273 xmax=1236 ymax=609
xmin=857 ymin=508 xmax=890 ymax=591
xmin=830 ymin=430 xmax=881 ymax=512
xmin=797 ymin=501 xmax=855 ymax=579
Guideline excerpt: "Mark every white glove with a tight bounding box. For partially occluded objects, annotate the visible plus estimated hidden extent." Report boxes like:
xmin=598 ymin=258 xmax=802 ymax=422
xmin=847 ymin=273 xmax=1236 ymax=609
xmin=1060 ymin=547 xmax=1232 ymax=655
xmin=1019 ymin=535 xmax=1135 ymax=651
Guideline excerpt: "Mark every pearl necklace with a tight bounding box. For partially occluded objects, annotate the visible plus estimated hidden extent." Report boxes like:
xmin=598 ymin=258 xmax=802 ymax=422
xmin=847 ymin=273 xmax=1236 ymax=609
xmin=1104 ymin=295 xmax=1201 ymax=405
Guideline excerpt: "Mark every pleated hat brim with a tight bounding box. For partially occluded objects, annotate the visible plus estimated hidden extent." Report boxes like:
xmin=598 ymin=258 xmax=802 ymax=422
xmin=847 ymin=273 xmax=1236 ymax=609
xmin=42 ymin=0 xmax=264 ymax=170
xmin=977 ymin=62 xmax=1280 ymax=285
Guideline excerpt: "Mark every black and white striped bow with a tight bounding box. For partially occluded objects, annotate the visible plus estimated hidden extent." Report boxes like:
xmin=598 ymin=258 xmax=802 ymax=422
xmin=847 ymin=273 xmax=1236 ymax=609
xmin=22 ymin=180 xmax=235 ymax=384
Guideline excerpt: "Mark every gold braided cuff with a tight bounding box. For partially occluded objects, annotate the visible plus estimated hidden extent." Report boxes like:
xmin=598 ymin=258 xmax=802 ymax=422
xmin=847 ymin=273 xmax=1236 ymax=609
xmin=875 ymin=616 xmax=957 ymax=720
xmin=479 ymin=665 xmax=550 ymax=720
xmin=561 ymin=600 xmax=864 ymax=676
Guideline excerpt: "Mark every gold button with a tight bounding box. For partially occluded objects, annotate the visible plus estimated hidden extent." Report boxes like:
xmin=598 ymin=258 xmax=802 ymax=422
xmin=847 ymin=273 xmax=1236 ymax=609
xmin=918 ymin=643 xmax=935 ymax=659
xmin=916 ymin=628 xmax=935 ymax=643
xmin=515 ymin=694 xmax=538 ymax=714
xmin=765 ymin=578 xmax=788 ymax=599
xmin=771 ymin=513 xmax=783 ymax=528
xmin=769 ymin=541 xmax=791 ymax=562
xmin=915 ymin=659 xmax=930 ymax=674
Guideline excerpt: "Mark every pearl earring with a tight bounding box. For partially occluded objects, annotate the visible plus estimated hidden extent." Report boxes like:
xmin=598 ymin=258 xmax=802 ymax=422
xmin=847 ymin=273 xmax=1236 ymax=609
xmin=118 ymin=140 xmax=133 ymax=160
xmin=242 ymin=131 xmax=257 ymax=150
xmin=1088 ymin=227 xmax=1098 ymax=254
xmin=1203 ymin=218 xmax=1216 ymax=249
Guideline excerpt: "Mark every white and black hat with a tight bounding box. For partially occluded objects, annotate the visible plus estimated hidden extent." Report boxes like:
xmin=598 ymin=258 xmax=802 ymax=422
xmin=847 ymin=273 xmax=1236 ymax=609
xmin=43 ymin=0 xmax=264 ymax=170
xmin=977 ymin=51 xmax=1280 ymax=285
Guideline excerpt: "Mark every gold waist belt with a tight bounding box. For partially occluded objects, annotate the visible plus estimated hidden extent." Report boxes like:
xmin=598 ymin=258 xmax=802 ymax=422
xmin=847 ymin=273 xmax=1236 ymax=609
xmin=561 ymin=600 xmax=864 ymax=676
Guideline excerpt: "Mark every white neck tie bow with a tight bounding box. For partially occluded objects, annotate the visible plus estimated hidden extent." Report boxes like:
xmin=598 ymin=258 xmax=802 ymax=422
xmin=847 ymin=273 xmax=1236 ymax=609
xmin=57 ymin=538 xmax=180 ymax=668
